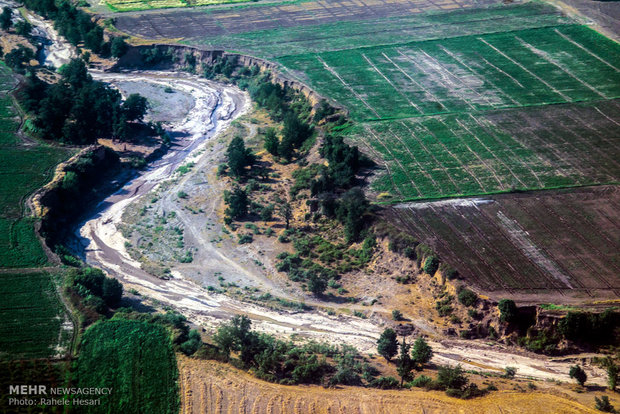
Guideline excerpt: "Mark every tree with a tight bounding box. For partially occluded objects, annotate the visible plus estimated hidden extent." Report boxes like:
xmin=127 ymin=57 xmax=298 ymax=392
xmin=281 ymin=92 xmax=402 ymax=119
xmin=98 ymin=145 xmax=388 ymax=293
xmin=411 ymin=337 xmax=433 ymax=370
xmin=279 ymin=202 xmax=292 ymax=229
xmin=213 ymin=314 xmax=252 ymax=358
xmin=224 ymin=186 xmax=248 ymax=221
xmin=607 ymin=361 xmax=618 ymax=391
xmin=15 ymin=20 xmax=32 ymax=37
xmin=111 ymin=37 xmax=129 ymax=58
xmin=4 ymin=45 xmax=35 ymax=73
xmin=306 ymin=274 xmax=327 ymax=296
xmin=436 ymin=364 xmax=468 ymax=391
xmin=594 ymin=396 xmax=615 ymax=413
xmin=377 ymin=328 xmax=398 ymax=362
xmin=337 ymin=187 xmax=369 ymax=243
xmin=396 ymin=338 xmax=414 ymax=386
xmin=122 ymin=93 xmax=148 ymax=121
xmin=498 ymin=299 xmax=518 ymax=323
xmin=282 ymin=112 xmax=312 ymax=149
xmin=569 ymin=365 xmax=587 ymax=386
xmin=179 ymin=329 xmax=202 ymax=356
xmin=392 ymin=310 xmax=403 ymax=321
xmin=260 ymin=204 xmax=274 ymax=222
xmin=457 ymin=288 xmax=478 ymax=307
xmin=263 ymin=127 xmax=279 ymax=156
xmin=102 ymin=277 xmax=123 ymax=306
xmin=423 ymin=256 xmax=439 ymax=275
xmin=226 ymin=136 xmax=254 ymax=177
xmin=1 ymin=7 xmax=12 ymax=31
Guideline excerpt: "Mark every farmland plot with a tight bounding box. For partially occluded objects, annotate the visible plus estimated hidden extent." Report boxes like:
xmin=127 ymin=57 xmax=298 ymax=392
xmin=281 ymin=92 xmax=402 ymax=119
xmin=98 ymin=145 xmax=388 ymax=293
xmin=0 ymin=62 xmax=73 ymax=268
xmin=279 ymin=25 xmax=620 ymax=120
xmin=0 ymin=271 xmax=72 ymax=359
xmin=384 ymin=185 xmax=620 ymax=299
xmin=353 ymin=100 xmax=620 ymax=200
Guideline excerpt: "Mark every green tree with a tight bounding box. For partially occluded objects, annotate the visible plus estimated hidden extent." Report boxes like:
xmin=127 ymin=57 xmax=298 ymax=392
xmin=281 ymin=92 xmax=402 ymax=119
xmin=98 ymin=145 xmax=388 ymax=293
xmin=279 ymin=202 xmax=292 ymax=229
xmin=102 ymin=277 xmax=123 ymax=306
xmin=122 ymin=93 xmax=149 ymax=121
xmin=498 ymin=299 xmax=518 ymax=323
xmin=377 ymin=328 xmax=398 ymax=362
xmin=436 ymin=364 xmax=468 ymax=391
xmin=423 ymin=256 xmax=439 ymax=275
xmin=411 ymin=337 xmax=433 ymax=370
xmin=306 ymin=274 xmax=327 ymax=296
xmin=111 ymin=37 xmax=129 ymax=58
xmin=457 ymin=288 xmax=478 ymax=307
xmin=396 ymin=338 xmax=414 ymax=386
xmin=263 ymin=127 xmax=279 ymax=157
xmin=15 ymin=20 xmax=32 ymax=37
xmin=0 ymin=7 xmax=12 ymax=31
xmin=392 ymin=310 xmax=403 ymax=321
xmin=224 ymin=186 xmax=248 ymax=221
xmin=213 ymin=315 xmax=252 ymax=358
xmin=4 ymin=45 xmax=35 ymax=73
xmin=607 ymin=361 xmax=618 ymax=391
xmin=260 ymin=204 xmax=274 ymax=222
xmin=337 ymin=187 xmax=369 ymax=243
xmin=594 ymin=396 xmax=615 ymax=413
xmin=226 ymin=136 xmax=254 ymax=177
xmin=569 ymin=365 xmax=587 ymax=386
xmin=179 ymin=329 xmax=202 ymax=356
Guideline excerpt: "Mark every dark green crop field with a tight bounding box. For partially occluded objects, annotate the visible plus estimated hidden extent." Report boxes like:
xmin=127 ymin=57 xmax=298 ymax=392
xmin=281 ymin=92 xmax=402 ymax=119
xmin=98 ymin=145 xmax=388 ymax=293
xmin=0 ymin=271 xmax=70 ymax=360
xmin=75 ymin=320 xmax=179 ymax=413
xmin=0 ymin=62 xmax=73 ymax=268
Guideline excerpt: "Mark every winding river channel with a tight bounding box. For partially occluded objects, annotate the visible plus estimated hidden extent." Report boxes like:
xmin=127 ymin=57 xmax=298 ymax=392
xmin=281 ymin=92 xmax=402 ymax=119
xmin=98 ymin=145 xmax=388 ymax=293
xmin=26 ymin=11 xmax=609 ymax=385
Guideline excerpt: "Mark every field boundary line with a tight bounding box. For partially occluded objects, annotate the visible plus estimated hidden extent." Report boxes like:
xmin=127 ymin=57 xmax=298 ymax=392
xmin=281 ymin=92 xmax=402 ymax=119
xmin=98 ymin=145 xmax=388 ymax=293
xmin=315 ymin=55 xmax=381 ymax=118
xmin=467 ymin=113 xmax=544 ymax=188
xmin=360 ymin=52 xmax=423 ymax=114
xmin=515 ymin=36 xmax=608 ymax=100
xmin=594 ymin=106 xmax=620 ymax=127
xmin=438 ymin=45 xmax=520 ymax=106
xmin=477 ymin=37 xmax=571 ymax=102
xmin=553 ymin=28 xmax=620 ymax=73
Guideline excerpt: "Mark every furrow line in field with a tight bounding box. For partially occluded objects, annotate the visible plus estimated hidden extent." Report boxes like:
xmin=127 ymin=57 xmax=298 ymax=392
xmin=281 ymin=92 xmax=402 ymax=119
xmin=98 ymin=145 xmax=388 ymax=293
xmin=417 ymin=48 xmax=493 ymax=108
xmin=517 ymin=201 xmax=613 ymax=292
xmin=515 ymin=36 xmax=608 ymax=99
xmin=473 ymin=52 xmax=525 ymax=91
xmin=398 ymin=120 xmax=463 ymax=194
xmin=360 ymin=52 xmax=423 ymax=113
xmin=415 ymin=119 xmax=489 ymax=193
xmin=540 ymin=111 xmax=620 ymax=173
xmin=315 ymin=55 xmax=381 ymax=118
xmin=364 ymin=125 xmax=422 ymax=196
xmin=568 ymin=110 xmax=620 ymax=162
xmin=477 ymin=37 xmax=571 ymax=102
xmin=455 ymin=117 xmax=528 ymax=188
xmin=354 ymin=130 xmax=407 ymax=199
xmin=593 ymin=106 xmax=620 ymax=127
xmin=553 ymin=28 xmax=620 ymax=72
xmin=467 ymin=113 xmax=544 ymax=188
xmin=393 ymin=49 xmax=446 ymax=107
xmin=438 ymin=45 xmax=520 ymax=106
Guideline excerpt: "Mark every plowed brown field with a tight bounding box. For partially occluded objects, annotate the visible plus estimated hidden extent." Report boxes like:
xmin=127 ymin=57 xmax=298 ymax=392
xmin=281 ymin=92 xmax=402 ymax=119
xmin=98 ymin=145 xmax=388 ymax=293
xmin=178 ymin=356 xmax=601 ymax=414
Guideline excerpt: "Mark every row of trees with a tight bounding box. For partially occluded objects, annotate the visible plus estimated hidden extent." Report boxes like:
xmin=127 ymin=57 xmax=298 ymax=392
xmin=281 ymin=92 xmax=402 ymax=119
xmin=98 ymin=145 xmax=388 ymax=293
xmin=19 ymin=59 xmax=147 ymax=144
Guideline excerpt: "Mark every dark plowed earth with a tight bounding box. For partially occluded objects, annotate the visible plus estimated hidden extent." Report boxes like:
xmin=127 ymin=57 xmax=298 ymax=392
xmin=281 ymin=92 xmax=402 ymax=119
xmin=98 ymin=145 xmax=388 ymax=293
xmin=384 ymin=185 xmax=620 ymax=303
xmin=114 ymin=0 xmax=498 ymax=40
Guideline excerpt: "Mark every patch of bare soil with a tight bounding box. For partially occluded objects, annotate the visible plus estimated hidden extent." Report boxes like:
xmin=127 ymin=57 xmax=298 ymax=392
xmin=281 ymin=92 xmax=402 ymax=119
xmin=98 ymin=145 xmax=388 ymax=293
xmin=178 ymin=355 xmax=612 ymax=414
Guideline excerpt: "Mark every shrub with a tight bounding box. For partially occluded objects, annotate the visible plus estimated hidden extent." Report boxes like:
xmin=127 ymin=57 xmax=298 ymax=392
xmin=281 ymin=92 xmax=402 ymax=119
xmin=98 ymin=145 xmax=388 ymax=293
xmin=392 ymin=310 xmax=403 ymax=321
xmin=569 ymin=365 xmax=587 ymax=386
xmin=595 ymin=396 xmax=615 ymax=412
xmin=498 ymin=299 xmax=518 ymax=323
xmin=457 ymin=289 xmax=478 ymax=307
xmin=436 ymin=365 xmax=468 ymax=391
xmin=410 ymin=375 xmax=432 ymax=388
xmin=369 ymin=376 xmax=400 ymax=389
xmin=423 ymin=256 xmax=439 ymax=275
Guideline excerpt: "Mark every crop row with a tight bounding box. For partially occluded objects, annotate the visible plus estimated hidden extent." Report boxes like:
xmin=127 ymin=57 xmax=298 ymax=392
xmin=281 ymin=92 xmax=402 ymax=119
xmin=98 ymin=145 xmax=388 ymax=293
xmin=280 ymin=25 xmax=620 ymax=121
xmin=0 ymin=271 xmax=67 ymax=359
xmin=351 ymin=100 xmax=620 ymax=200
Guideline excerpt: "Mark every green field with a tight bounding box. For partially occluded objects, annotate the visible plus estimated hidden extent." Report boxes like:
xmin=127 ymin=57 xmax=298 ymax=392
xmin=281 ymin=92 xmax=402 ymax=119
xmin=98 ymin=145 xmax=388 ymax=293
xmin=279 ymin=25 xmax=620 ymax=121
xmin=106 ymin=0 xmax=257 ymax=12
xmin=0 ymin=271 xmax=70 ymax=360
xmin=199 ymin=3 xmax=572 ymax=57
xmin=0 ymin=62 xmax=73 ymax=268
xmin=352 ymin=101 xmax=620 ymax=200
xmin=75 ymin=320 xmax=179 ymax=413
